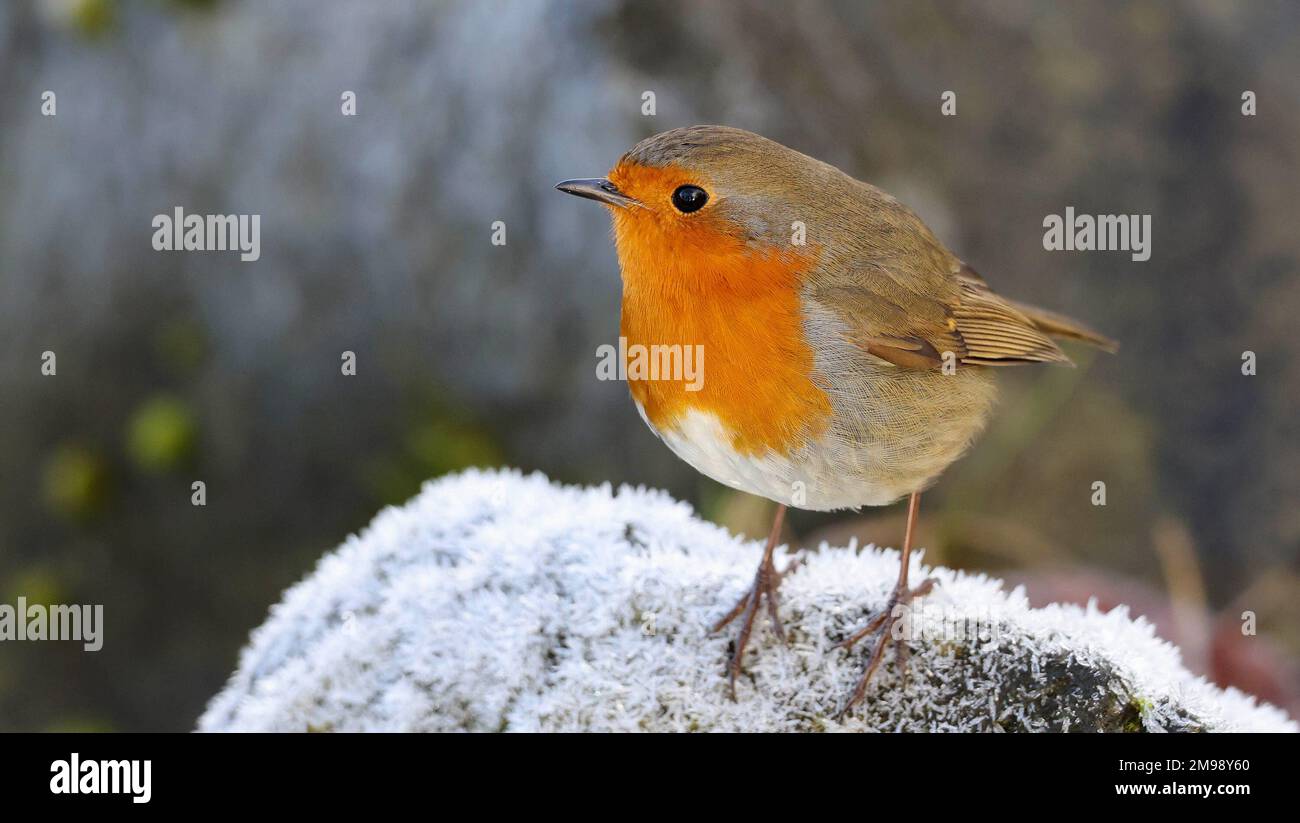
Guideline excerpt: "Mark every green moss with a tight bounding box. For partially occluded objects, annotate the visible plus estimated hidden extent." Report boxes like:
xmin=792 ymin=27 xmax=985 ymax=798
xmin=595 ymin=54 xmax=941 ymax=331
xmin=1122 ymin=697 xmax=1153 ymax=732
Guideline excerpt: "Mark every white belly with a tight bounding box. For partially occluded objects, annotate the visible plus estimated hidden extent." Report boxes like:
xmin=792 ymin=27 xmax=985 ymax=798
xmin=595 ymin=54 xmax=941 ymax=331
xmin=634 ymin=403 xmax=905 ymax=511
xmin=640 ymin=404 xmax=799 ymax=503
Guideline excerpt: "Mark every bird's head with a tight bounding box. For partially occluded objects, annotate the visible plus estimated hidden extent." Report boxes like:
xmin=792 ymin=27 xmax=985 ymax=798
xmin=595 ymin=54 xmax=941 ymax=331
xmin=557 ymin=126 xmax=838 ymax=296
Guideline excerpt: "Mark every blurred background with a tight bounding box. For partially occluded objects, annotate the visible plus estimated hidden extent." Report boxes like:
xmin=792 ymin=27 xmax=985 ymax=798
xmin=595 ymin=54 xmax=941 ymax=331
xmin=1 ymin=0 xmax=1297 ymax=731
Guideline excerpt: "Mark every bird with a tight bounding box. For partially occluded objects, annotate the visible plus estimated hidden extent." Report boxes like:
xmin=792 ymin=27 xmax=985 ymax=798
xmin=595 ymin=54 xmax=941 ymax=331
xmin=557 ymin=125 xmax=1117 ymax=716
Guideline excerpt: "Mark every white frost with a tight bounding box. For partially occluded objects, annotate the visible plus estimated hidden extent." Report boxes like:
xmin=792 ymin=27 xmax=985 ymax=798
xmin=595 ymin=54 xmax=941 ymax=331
xmin=199 ymin=469 xmax=1295 ymax=733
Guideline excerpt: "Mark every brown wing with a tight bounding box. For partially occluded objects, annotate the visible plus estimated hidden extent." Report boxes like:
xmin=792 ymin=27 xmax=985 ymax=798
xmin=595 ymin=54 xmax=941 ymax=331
xmin=814 ymin=261 xmax=1074 ymax=370
xmin=803 ymin=180 xmax=1114 ymax=370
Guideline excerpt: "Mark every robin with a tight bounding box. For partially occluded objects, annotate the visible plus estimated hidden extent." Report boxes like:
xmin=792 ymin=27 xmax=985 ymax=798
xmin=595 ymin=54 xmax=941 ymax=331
xmin=557 ymin=125 xmax=1117 ymax=716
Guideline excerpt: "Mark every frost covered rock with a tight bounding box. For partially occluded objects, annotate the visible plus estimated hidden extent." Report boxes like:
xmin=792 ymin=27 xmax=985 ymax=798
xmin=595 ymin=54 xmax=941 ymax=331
xmin=199 ymin=470 xmax=1295 ymax=733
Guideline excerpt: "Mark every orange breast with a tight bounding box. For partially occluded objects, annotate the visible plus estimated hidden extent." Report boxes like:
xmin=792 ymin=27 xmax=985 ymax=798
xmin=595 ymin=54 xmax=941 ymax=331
xmin=611 ymin=198 xmax=832 ymax=457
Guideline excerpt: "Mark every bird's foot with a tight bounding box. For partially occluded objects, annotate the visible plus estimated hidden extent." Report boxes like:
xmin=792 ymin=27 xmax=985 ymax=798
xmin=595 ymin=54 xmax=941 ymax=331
xmin=834 ymin=576 xmax=937 ymax=720
xmin=712 ymin=553 xmax=801 ymax=700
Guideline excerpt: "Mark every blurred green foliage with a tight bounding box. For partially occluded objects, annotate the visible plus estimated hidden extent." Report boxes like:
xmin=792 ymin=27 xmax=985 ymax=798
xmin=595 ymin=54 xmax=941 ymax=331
xmin=365 ymin=400 xmax=503 ymax=506
xmin=126 ymin=395 xmax=196 ymax=474
xmin=71 ymin=0 xmax=115 ymax=38
xmin=42 ymin=445 xmax=110 ymax=520
xmin=153 ymin=320 xmax=208 ymax=378
xmin=3 ymin=566 xmax=67 ymax=610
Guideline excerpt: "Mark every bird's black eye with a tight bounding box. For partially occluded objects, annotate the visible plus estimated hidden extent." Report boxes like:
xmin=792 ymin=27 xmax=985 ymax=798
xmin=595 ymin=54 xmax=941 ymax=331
xmin=671 ymin=185 xmax=709 ymax=213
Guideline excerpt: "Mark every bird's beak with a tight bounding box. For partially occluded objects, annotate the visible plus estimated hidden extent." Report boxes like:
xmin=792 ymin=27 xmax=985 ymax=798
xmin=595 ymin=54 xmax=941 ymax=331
xmin=555 ymin=178 xmax=642 ymax=209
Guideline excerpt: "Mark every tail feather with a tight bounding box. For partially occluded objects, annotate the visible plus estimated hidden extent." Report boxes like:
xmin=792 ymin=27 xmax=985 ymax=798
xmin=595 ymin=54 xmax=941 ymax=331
xmin=1002 ymin=298 xmax=1119 ymax=354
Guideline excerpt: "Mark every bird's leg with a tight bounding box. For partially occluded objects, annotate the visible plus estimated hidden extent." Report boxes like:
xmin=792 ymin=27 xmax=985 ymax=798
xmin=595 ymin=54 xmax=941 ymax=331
xmin=712 ymin=502 xmax=795 ymax=700
xmin=836 ymin=491 xmax=937 ymax=719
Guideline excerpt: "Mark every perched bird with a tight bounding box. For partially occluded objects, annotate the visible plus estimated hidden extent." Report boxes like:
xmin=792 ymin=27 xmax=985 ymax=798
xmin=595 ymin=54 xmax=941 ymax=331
xmin=558 ymin=125 xmax=1117 ymax=715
